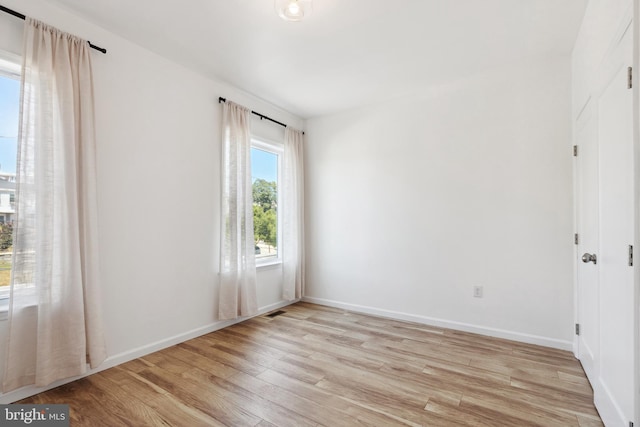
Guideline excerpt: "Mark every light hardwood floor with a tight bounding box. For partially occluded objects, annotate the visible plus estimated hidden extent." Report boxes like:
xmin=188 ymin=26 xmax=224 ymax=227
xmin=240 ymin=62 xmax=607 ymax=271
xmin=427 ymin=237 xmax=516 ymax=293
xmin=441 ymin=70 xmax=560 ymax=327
xmin=20 ymin=302 xmax=603 ymax=426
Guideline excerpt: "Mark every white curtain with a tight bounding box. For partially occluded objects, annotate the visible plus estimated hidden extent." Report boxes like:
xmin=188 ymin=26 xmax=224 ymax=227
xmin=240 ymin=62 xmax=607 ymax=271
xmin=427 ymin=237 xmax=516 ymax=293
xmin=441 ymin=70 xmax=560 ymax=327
xmin=282 ymin=128 xmax=305 ymax=300
xmin=2 ymin=18 xmax=106 ymax=392
xmin=219 ymin=101 xmax=258 ymax=319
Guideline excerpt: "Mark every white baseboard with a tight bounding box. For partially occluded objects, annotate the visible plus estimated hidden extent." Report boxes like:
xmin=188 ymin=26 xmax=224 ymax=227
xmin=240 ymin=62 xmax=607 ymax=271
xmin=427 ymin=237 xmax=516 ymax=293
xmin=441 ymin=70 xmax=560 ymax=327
xmin=0 ymin=299 xmax=297 ymax=404
xmin=593 ymin=379 xmax=633 ymax=426
xmin=594 ymin=377 xmax=629 ymax=427
xmin=302 ymin=296 xmax=573 ymax=351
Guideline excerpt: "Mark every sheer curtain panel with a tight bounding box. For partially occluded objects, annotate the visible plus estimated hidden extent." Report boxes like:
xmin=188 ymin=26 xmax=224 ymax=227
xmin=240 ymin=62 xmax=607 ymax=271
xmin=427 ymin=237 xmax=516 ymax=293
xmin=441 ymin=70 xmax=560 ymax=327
xmin=2 ymin=18 xmax=106 ymax=392
xmin=282 ymin=128 xmax=305 ymax=300
xmin=218 ymin=101 xmax=258 ymax=319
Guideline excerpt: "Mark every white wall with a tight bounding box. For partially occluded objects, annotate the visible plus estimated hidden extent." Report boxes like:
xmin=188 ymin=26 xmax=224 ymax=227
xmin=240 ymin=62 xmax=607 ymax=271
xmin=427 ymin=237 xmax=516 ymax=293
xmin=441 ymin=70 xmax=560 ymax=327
xmin=304 ymin=57 xmax=574 ymax=348
xmin=0 ymin=0 xmax=302 ymax=402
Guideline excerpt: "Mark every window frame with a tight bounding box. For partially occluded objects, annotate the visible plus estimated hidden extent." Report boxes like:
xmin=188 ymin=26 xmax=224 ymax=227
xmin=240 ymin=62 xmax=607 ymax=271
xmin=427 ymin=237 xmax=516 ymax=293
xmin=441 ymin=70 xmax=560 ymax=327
xmin=251 ymin=137 xmax=283 ymax=267
xmin=0 ymin=51 xmax=21 ymax=80
xmin=0 ymin=50 xmax=21 ymax=306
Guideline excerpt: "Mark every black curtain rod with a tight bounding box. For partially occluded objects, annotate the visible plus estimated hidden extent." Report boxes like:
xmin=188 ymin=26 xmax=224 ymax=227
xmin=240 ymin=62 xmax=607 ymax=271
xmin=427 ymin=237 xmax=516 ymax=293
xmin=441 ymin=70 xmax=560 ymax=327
xmin=0 ymin=4 xmax=107 ymax=54
xmin=218 ymin=97 xmax=304 ymax=135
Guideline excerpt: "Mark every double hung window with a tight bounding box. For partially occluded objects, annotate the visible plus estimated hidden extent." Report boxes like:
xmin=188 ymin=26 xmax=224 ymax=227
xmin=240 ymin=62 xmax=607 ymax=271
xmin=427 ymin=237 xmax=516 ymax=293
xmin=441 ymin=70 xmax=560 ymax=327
xmin=0 ymin=52 xmax=20 ymax=302
xmin=251 ymin=138 xmax=282 ymax=264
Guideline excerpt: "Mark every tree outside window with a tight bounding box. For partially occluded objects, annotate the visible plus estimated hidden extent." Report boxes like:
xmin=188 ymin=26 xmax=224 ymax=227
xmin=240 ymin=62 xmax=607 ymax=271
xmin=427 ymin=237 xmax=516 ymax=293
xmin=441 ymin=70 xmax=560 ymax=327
xmin=251 ymin=145 xmax=279 ymax=260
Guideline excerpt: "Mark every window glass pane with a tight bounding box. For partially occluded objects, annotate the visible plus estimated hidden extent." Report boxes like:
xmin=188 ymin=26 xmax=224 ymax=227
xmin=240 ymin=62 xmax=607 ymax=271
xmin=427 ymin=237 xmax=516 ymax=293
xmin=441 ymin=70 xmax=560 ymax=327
xmin=0 ymin=73 xmax=20 ymax=288
xmin=251 ymin=147 xmax=278 ymax=260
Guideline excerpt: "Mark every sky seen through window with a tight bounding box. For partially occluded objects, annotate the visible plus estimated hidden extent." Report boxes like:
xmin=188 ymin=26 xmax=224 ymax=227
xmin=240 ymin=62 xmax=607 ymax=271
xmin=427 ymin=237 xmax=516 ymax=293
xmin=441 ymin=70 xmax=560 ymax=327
xmin=0 ymin=75 xmax=19 ymax=174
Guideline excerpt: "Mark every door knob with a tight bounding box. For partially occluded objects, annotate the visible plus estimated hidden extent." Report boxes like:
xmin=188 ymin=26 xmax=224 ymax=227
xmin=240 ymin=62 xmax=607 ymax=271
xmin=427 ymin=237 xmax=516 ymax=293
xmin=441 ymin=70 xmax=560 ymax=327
xmin=582 ymin=253 xmax=597 ymax=264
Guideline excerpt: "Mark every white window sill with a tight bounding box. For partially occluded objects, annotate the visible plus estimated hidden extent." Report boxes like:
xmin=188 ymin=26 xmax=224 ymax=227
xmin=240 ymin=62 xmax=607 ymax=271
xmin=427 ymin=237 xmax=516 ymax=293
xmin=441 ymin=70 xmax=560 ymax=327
xmin=0 ymin=285 xmax=37 ymax=321
xmin=0 ymin=298 xmax=8 ymax=321
xmin=256 ymin=259 xmax=282 ymax=270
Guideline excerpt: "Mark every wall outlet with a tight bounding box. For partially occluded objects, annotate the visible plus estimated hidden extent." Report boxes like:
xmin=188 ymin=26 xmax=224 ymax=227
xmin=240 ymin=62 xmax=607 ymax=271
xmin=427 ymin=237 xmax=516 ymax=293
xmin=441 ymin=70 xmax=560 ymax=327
xmin=473 ymin=286 xmax=483 ymax=298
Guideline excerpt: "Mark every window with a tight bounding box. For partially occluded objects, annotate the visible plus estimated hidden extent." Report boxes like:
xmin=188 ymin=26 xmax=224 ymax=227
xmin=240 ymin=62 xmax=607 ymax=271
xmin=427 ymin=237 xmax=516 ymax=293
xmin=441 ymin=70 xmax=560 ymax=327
xmin=251 ymin=138 xmax=282 ymax=263
xmin=0 ymin=52 xmax=21 ymax=299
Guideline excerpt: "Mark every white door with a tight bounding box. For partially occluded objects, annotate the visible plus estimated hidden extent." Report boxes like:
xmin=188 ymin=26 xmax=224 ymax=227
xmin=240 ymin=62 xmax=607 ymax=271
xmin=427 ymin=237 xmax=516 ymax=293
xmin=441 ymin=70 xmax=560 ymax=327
xmin=575 ymin=101 xmax=599 ymax=385
xmin=576 ymin=19 xmax=636 ymax=427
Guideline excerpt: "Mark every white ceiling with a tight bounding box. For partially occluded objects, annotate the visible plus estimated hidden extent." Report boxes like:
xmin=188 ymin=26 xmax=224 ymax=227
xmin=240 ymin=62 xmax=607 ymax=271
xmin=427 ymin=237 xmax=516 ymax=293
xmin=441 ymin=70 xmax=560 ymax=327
xmin=47 ymin=0 xmax=587 ymax=119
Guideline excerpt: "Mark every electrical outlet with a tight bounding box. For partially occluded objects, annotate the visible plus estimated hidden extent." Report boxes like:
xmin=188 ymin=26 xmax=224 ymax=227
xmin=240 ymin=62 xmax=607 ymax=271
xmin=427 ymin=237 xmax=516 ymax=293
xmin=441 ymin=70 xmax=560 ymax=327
xmin=473 ymin=286 xmax=483 ymax=298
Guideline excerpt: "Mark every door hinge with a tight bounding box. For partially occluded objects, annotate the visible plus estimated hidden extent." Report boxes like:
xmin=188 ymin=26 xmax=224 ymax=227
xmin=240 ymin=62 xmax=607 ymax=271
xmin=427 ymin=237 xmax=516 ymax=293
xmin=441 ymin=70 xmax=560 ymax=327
xmin=573 ymin=145 xmax=578 ymax=157
xmin=574 ymin=233 xmax=579 ymax=245
xmin=575 ymin=323 xmax=580 ymax=336
xmin=629 ymin=245 xmax=633 ymax=267
xmin=628 ymin=67 xmax=633 ymax=89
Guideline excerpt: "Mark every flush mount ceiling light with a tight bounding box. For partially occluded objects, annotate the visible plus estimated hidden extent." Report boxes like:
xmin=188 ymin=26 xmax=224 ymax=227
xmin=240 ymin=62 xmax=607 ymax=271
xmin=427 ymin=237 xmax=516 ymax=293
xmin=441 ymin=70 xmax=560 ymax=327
xmin=275 ymin=0 xmax=312 ymax=22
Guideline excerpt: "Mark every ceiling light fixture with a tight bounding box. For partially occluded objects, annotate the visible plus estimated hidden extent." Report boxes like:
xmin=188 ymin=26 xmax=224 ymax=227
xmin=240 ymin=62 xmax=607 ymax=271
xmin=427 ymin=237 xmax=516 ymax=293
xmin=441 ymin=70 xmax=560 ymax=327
xmin=275 ymin=0 xmax=312 ymax=22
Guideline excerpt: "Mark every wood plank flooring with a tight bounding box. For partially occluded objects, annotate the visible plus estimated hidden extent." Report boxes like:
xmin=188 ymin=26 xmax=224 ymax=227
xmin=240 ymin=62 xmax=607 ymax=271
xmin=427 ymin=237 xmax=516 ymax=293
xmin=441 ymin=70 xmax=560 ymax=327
xmin=20 ymin=302 xmax=603 ymax=426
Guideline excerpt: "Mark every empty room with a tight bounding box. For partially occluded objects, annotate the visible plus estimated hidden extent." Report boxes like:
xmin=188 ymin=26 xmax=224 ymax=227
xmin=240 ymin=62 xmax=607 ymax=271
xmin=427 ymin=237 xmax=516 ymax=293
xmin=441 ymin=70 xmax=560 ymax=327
xmin=0 ymin=0 xmax=636 ymax=425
